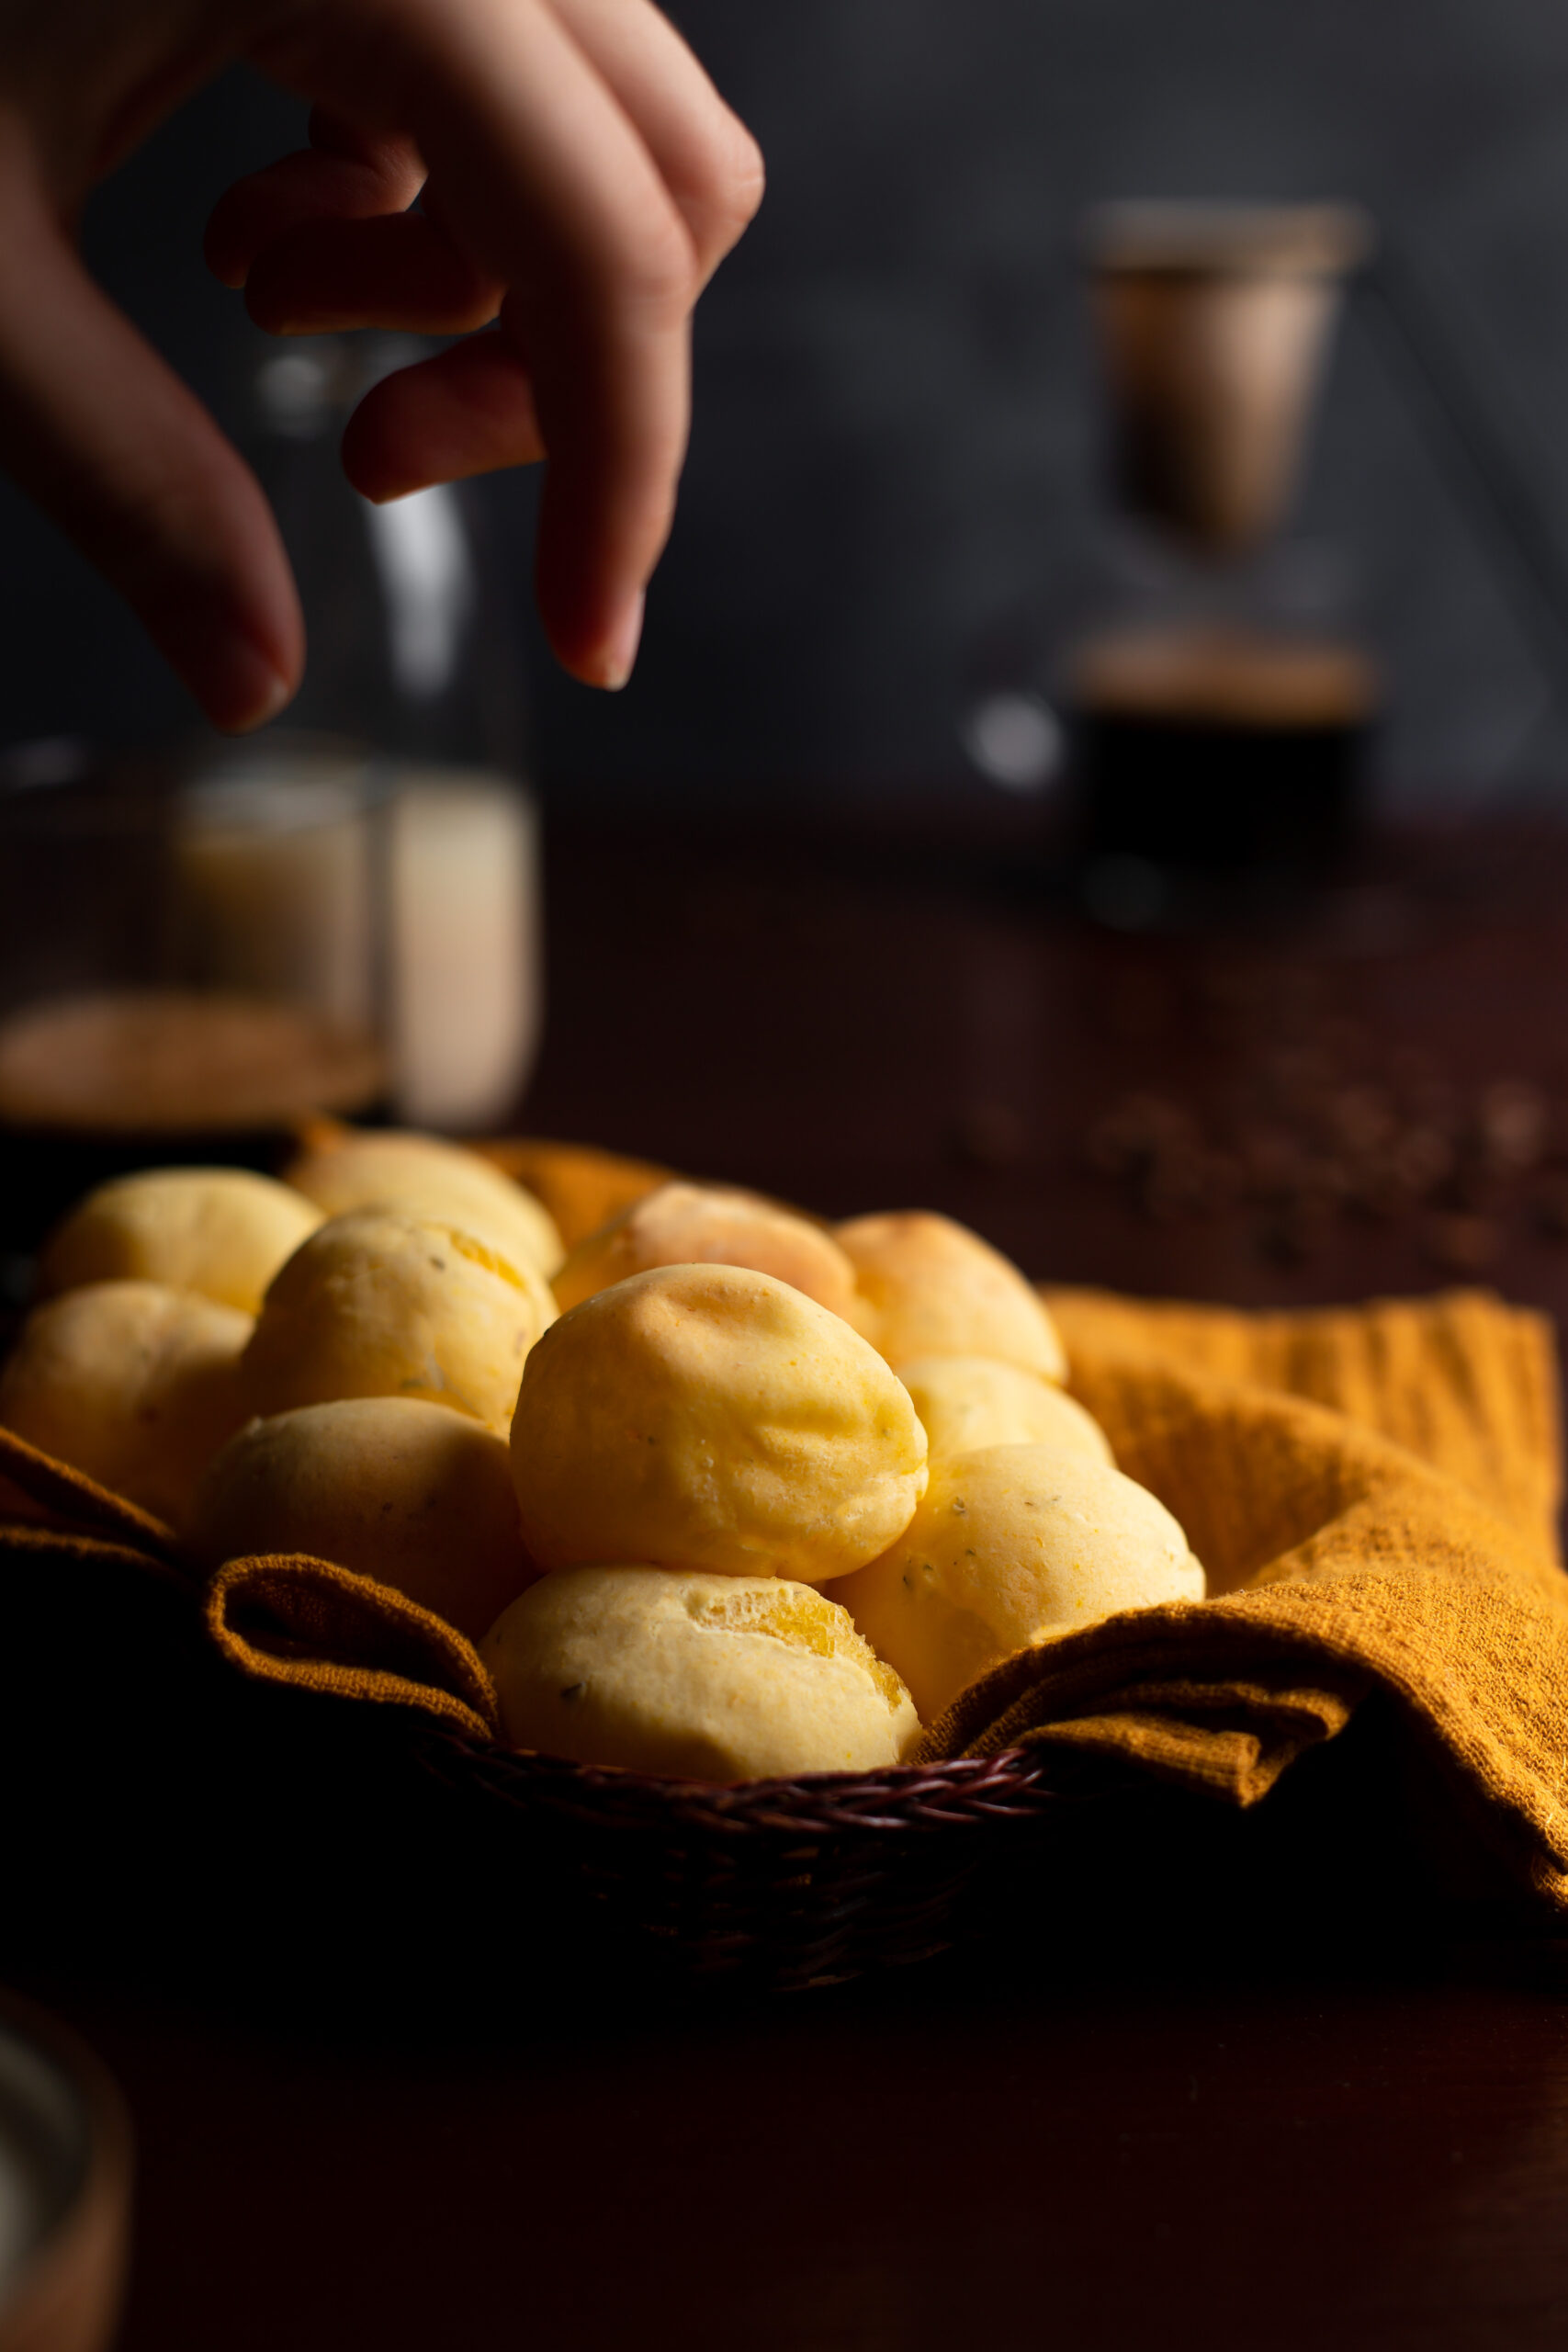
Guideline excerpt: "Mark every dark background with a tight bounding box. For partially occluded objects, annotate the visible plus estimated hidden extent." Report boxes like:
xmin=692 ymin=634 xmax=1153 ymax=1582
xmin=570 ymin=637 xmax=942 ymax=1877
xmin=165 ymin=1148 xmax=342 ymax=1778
xmin=7 ymin=0 xmax=1568 ymax=817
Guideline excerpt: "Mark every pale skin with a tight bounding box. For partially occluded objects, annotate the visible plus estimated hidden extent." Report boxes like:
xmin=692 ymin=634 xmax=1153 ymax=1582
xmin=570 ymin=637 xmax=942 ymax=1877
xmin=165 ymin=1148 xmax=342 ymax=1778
xmin=0 ymin=0 xmax=764 ymax=728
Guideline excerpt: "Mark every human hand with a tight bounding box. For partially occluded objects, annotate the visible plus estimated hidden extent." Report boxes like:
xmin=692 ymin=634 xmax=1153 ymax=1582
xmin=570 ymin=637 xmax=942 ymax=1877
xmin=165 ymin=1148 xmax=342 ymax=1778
xmin=0 ymin=0 xmax=762 ymax=728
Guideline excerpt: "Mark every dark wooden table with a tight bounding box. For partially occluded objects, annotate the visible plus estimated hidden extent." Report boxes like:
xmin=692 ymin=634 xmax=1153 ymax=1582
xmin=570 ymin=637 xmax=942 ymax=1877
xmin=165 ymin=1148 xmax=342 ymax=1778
xmin=12 ymin=804 xmax=1568 ymax=2352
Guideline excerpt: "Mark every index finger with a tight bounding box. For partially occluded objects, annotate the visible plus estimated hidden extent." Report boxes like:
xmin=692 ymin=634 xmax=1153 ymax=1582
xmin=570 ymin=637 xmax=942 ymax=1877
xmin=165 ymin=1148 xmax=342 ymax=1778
xmin=346 ymin=0 xmax=716 ymax=687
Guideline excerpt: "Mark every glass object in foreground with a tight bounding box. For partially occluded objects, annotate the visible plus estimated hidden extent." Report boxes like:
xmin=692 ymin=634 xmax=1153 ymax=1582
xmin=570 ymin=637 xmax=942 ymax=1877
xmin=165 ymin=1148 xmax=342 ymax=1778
xmin=0 ymin=737 xmax=388 ymax=1254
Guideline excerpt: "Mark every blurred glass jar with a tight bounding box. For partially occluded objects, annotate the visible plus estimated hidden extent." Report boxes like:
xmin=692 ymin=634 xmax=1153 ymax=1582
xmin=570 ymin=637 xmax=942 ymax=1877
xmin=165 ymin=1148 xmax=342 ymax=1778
xmin=243 ymin=336 xmax=543 ymax=1131
xmin=962 ymin=204 xmax=1380 ymax=912
xmin=1066 ymin=205 xmax=1379 ymax=899
xmin=0 ymin=341 xmax=542 ymax=1258
xmin=0 ymin=732 xmax=388 ymax=1256
xmin=1064 ymin=526 xmax=1381 ymax=899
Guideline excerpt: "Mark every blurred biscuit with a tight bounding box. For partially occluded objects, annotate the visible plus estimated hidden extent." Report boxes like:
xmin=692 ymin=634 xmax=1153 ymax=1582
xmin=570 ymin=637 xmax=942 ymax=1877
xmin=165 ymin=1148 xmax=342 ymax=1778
xmin=37 ymin=1167 xmax=321 ymax=1316
xmin=0 ymin=1280 xmax=252 ymax=1527
xmin=190 ymin=1396 xmax=535 ymax=1641
xmin=284 ymin=1127 xmax=563 ymax=1279
xmin=468 ymin=1136 xmax=671 ymax=1254
xmin=896 ymin=1354 xmax=1112 ymax=1464
xmin=553 ymin=1180 xmax=859 ymax=1319
xmin=834 ymin=1209 xmax=1066 ymax=1380
xmin=243 ymin=1207 xmax=555 ymax=1431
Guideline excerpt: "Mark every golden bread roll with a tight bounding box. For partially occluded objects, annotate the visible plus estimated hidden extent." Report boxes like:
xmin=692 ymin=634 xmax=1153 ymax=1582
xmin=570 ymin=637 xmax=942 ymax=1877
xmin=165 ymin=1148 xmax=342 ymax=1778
xmin=36 ymin=1167 xmax=322 ymax=1316
xmin=0 ymin=1280 xmax=252 ymax=1526
xmin=896 ymin=1354 xmax=1112 ymax=1465
xmin=189 ymin=1396 xmax=536 ymax=1640
xmin=834 ymin=1209 xmax=1066 ymax=1379
xmin=552 ymin=1180 xmax=859 ymax=1319
xmin=834 ymin=1444 xmax=1204 ymax=1722
xmin=243 ymin=1207 xmax=555 ymax=1431
xmin=283 ymin=1128 xmax=564 ymax=1279
xmin=510 ymin=1263 xmax=927 ymax=1582
xmin=468 ymin=1136 xmax=671 ymax=1253
xmin=480 ymin=1565 xmax=921 ymax=1780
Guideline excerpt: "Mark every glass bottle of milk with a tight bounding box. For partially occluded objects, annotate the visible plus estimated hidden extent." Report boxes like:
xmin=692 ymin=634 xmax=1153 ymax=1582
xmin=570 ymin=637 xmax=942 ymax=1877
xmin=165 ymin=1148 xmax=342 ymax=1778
xmin=222 ymin=336 xmax=543 ymax=1134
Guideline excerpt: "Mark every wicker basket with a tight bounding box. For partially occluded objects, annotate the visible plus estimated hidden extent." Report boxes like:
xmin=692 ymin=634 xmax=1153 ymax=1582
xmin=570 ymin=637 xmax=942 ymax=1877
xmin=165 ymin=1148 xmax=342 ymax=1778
xmin=0 ymin=1138 xmax=1259 ymax=1995
xmin=1 ymin=1459 xmax=1467 ymax=1997
xmin=0 ymin=1480 xmax=1090 ymax=1995
xmin=409 ymin=1728 xmax=1072 ymax=1990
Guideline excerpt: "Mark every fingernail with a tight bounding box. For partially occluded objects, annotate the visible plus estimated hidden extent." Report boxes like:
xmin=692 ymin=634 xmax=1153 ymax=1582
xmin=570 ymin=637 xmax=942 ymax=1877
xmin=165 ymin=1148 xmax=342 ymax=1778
xmin=596 ymin=590 xmax=645 ymax=692
xmin=159 ymin=612 xmax=295 ymax=734
xmin=222 ymin=659 xmax=295 ymax=734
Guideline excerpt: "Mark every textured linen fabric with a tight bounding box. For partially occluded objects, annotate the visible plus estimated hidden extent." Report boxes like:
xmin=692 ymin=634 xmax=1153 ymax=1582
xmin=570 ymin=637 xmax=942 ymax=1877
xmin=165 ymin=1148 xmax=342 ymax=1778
xmin=0 ymin=1423 xmax=182 ymax=1563
xmin=1043 ymin=1286 xmax=1562 ymax=1561
xmin=915 ymin=1285 xmax=1568 ymax=1909
xmin=179 ymin=1280 xmax=1568 ymax=1917
xmin=204 ymin=1554 xmax=499 ymax=1743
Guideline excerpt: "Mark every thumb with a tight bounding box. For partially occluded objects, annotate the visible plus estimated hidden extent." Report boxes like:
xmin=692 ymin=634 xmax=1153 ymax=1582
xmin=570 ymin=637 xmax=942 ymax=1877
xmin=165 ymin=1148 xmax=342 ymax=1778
xmin=0 ymin=148 xmax=302 ymax=732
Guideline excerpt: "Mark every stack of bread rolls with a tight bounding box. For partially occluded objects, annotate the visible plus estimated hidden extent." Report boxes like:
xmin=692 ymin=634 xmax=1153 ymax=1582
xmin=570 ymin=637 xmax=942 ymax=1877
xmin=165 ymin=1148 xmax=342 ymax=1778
xmin=0 ymin=1132 xmax=1204 ymax=1781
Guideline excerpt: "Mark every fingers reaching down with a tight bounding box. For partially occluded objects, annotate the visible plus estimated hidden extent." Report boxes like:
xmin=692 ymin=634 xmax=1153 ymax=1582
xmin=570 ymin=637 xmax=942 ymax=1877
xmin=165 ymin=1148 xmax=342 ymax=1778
xmin=205 ymin=126 xmax=425 ymax=292
xmin=244 ymin=211 xmax=502 ymax=337
xmin=0 ymin=148 xmax=301 ymax=731
xmin=218 ymin=0 xmax=762 ymax=691
xmin=0 ymin=0 xmax=762 ymax=716
xmin=341 ymin=332 xmax=546 ymax=499
xmin=546 ymin=0 xmax=765 ymax=287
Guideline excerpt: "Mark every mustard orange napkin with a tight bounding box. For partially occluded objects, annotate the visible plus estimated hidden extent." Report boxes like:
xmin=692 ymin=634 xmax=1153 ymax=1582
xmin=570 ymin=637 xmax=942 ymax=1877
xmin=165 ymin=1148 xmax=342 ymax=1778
xmin=916 ymin=1286 xmax=1568 ymax=1909
xmin=147 ymin=1278 xmax=1568 ymax=1919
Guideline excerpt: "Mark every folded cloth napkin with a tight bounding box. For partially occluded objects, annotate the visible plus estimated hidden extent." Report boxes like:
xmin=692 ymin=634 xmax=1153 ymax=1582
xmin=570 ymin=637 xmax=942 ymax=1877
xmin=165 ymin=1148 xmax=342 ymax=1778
xmin=917 ymin=1285 xmax=1568 ymax=1909
xmin=188 ymin=1278 xmax=1568 ymax=1905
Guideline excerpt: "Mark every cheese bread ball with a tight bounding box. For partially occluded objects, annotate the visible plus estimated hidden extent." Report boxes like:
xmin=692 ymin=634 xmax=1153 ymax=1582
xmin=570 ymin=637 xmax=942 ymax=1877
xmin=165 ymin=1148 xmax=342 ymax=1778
xmin=37 ymin=1168 xmax=322 ymax=1316
xmin=553 ymin=1181 xmax=859 ymax=1321
xmin=190 ymin=1396 xmax=535 ymax=1641
xmin=283 ymin=1129 xmax=564 ymax=1279
xmin=0 ymin=1280 xmax=252 ymax=1526
xmin=896 ymin=1355 xmax=1112 ymax=1466
xmin=834 ymin=1210 xmax=1066 ymax=1381
xmin=834 ymin=1445 xmax=1204 ymax=1723
xmin=481 ymin=1565 xmax=921 ymax=1780
xmin=510 ymin=1264 xmax=927 ymax=1583
xmin=243 ymin=1207 xmax=555 ymax=1431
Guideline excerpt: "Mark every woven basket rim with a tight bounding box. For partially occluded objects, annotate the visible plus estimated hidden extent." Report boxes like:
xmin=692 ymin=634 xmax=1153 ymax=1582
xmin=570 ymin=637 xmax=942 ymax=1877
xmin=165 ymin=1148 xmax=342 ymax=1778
xmin=415 ymin=1724 xmax=1072 ymax=1838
